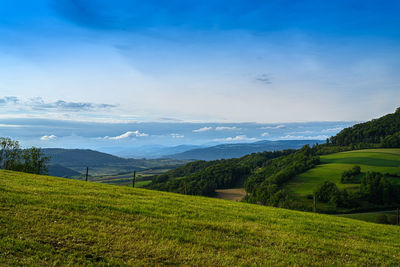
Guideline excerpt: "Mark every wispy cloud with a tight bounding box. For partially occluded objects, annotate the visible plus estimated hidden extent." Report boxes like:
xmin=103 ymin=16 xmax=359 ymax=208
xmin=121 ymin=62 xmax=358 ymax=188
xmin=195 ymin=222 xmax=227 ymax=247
xmin=321 ymin=127 xmax=345 ymax=133
xmin=260 ymin=124 xmax=286 ymax=130
xmin=193 ymin=126 xmax=212 ymax=132
xmin=29 ymin=97 xmax=116 ymax=112
xmin=255 ymin=74 xmax=272 ymax=84
xmin=261 ymin=132 xmax=269 ymax=137
xmin=40 ymin=134 xmax=57 ymax=141
xmin=279 ymin=135 xmax=328 ymax=140
xmin=215 ymin=126 xmax=242 ymax=131
xmin=215 ymin=135 xmax=257 ymax=142
xmin=0 ymin=96 xmax=117 ymax=112
xmin=171 ymin=133 xmax=184 ymax=138
xmin=104 ymin=131 xmax=149 ymax=140
xmin=0 ymin=96 xmax=19 ymax=105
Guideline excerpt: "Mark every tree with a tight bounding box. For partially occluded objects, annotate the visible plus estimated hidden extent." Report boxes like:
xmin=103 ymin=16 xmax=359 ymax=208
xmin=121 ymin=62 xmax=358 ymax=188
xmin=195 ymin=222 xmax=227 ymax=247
xmin=21 ymin=147 xmax=50 ymax=174
xmin=315 ymin=181 xmax=339 ymax=203
xmin=0 ymin=137 xmax=21 ymax=170
xmin=0 ymin=137 xmax=50 ymax=175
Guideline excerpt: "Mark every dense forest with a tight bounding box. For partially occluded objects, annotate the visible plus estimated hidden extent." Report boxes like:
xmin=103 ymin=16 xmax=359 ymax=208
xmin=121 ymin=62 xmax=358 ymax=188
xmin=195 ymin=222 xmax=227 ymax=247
xmin=146 ymin=150 xmax=295 ymax=196
xmin=329 ymin=107 xmax=400 ymax=147
xmin=244 ymin=146 xmax=320 ymax=207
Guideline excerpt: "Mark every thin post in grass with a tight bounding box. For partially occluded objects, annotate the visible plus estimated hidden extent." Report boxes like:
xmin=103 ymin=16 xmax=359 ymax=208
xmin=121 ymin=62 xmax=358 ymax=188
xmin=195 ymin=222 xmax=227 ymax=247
xmin=37 ymin=160 xmax=41 ymax=175
xmin=184 ymin=182 xmax=187 ymax=195
xmin=85 ymin=167 xmax=89 ymax=182
xmin=132 ymin=171 xmax=136 ymax=188
xmin=313 ymin=194 xmax=316 ymax=213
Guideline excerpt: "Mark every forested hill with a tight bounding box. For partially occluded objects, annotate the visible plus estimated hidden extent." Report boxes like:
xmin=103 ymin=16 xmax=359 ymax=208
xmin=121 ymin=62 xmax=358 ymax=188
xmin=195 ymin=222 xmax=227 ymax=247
xmin=146 ymin=150 xmax=295 ymax=196
xmin=329 ymin=107 xmax=400 ymax=147
xmin=166 ymin=140 xmax=320 ymax=161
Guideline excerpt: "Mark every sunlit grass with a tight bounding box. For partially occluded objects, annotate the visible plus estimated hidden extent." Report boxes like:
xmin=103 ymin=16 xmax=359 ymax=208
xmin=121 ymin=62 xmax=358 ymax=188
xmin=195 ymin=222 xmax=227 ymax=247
xmin=1 ymin=169 xmax=400 ymax=265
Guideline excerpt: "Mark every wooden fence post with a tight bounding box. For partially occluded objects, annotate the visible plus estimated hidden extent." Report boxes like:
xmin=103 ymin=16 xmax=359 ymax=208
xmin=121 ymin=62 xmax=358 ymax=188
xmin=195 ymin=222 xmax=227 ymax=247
xmin=313 ymin=194 xmax=316 ymax=213
xmin=37 ymin=160 xmax=41 ymax=175
xmin=133 ymin=171 xmax=136 ymax=188
xmin=85 ymin=167 xmax=89 ymax=182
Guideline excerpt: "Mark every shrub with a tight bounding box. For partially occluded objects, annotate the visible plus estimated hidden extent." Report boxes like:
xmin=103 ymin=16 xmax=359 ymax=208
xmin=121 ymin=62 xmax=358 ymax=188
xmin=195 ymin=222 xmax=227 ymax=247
xmin=376 ymin=214 xmax=388 ymax=224
xmin=388 ymin=215 xmax=398 ymax=225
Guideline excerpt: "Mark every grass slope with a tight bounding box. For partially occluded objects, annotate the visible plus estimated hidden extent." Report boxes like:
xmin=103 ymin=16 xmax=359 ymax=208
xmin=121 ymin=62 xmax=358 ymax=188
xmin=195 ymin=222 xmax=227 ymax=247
xmin=1 ymin=170 xmax=400 ymax=265
xmin=287 ymin=149 xmax=400 ymax=196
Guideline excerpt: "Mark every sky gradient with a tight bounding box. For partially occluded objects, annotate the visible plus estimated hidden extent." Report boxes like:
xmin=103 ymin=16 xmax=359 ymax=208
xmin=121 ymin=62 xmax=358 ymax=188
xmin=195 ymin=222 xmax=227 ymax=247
xmin=0 ymin=0 xmax=399 ymax=150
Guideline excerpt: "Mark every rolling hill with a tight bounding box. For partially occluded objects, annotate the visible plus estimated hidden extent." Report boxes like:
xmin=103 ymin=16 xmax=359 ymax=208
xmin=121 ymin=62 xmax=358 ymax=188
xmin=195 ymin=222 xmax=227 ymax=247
xmin=1 ymin=170 xmax=400 ymax=265
xmin=42 ymin=148 xmax=188 ymax=176
xmin=166 ymin=140 xmax=321 ymax=160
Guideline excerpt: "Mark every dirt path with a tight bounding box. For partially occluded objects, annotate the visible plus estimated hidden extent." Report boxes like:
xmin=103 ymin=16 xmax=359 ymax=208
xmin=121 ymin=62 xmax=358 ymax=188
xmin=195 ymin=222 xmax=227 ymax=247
xmin=215 ymin=188 xmax=247 ymax=202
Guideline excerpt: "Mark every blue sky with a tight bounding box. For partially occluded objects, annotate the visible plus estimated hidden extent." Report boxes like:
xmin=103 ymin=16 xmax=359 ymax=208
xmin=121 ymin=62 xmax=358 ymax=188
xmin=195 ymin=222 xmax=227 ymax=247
xmin=0 ymin=0 xmax=399 ymax=149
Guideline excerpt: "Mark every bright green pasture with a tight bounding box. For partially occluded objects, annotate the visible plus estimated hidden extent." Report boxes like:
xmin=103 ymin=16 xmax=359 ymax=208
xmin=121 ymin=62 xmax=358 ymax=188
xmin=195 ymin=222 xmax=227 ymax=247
xmin=287 ymin=149 xmax=400 ymax=196
xmin=2 ymin=170 xmax=400 ymax=265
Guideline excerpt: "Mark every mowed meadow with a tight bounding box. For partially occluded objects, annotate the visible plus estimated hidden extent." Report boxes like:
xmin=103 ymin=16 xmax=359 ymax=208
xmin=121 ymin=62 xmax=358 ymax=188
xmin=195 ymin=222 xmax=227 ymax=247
xmin=1 ymin=170 xmax=400 ymax=265
xmin=287 ymin=149 xmax=400 ymax=196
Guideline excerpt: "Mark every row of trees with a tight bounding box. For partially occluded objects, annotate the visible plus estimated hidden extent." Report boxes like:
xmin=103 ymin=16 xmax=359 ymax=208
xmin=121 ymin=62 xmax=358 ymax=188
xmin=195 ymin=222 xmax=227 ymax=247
xmin=0 ymin=137 xmax=49 ymax=174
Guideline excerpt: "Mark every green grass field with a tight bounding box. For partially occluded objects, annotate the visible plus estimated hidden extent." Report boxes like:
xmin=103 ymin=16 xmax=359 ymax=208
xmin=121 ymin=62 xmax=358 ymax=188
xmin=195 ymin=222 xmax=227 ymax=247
xmin=1 ymin=170 xmax=400 ymax=265
xmin=287 ymin=149 xmax=400 ymax=196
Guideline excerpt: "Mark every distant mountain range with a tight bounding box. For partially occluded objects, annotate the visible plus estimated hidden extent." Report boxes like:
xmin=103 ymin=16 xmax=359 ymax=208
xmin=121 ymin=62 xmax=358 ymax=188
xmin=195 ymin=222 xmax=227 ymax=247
xmin=165 ymin=140 xmax=323 ymax=160
xmin=99 ymin=145 xmax=203 ymax=159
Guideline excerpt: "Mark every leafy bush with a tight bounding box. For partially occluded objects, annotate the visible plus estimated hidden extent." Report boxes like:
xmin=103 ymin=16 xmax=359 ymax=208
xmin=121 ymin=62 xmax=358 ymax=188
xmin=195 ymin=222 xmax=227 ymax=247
xmin=388 ymin=215 xmax=398 ymax=225
xmin=315 ymin=181 xmax=339 ymax=203
xmin=341 ymin=165 xmax=362 ymax=184
xmin=376 ymin=214 xmax=388 ymax=224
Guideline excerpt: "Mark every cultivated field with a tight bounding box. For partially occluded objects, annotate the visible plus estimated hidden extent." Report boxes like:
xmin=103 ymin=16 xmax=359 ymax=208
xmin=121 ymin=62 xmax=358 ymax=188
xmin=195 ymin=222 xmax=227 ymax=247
xmin=1 ymin=170 xmax=400 ymax=265
xmin=215 ymin=188 xmax=246 ymax=201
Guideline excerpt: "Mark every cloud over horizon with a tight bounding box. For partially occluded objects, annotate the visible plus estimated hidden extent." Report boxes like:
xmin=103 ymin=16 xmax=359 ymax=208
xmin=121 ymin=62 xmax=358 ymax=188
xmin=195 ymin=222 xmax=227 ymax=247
xmin=104 ymin=131 xmax=149 ymax=140
xmin=193 ymin=127 xmax=213 ymax=133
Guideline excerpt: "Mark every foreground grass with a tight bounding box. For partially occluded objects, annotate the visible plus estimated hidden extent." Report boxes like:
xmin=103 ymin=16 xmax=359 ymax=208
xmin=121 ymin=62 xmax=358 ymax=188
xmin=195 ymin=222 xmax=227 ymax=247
xmin=287 ymin=149 xmax=400 ymax=196
xmin=1 ymin=170 xmax=400 ymax=265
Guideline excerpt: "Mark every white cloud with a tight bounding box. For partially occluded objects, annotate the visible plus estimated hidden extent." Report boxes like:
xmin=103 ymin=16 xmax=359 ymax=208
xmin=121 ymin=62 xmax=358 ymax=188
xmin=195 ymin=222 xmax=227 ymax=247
xmin=259 ymin=124 xmax=286 ymax=130
xmin=215 ymin=126 xmax=242 ymax=131
xmin=105 ymin=130 xmax=149 ymax=140
xmin=261 ymin=132 xmax=269 ymax=137
xmin=193 ymin=126 xmax=212 ymax=132
xmin=279 ymin=135 xmax=328 ymax=140
xmin=40 ymin=134 xmax=57 ymax=141
xmin=171 ymin=133 xmax=184 ymax=138
xmin=216 ymin=135 xmax=257 ymax=142
xmin=322 ymin=127 xmax=345 ymax=133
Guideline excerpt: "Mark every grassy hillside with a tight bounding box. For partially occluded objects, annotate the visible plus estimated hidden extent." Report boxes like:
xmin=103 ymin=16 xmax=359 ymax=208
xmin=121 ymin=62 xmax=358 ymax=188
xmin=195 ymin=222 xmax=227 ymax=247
xmin=1 ymin=170 xmax=400 ymax=265
xmin=288 ymin=149 xmax=400 ymax=196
